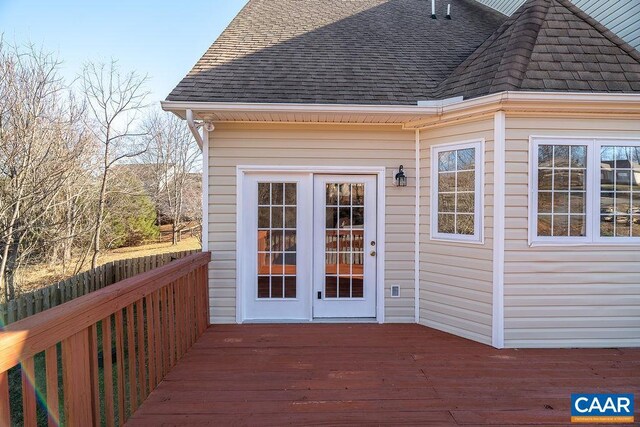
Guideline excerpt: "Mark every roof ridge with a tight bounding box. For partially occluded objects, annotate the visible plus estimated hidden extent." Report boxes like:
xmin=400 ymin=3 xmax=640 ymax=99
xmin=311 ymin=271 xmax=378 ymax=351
xmin=554 ymin=0 xmax=640 ymax=63
xmin=488 ymin=0 xmax=550 ymax=92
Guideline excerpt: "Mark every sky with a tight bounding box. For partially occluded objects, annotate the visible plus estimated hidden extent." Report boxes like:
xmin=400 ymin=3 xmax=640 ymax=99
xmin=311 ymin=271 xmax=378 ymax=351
xmin=0 ymin=0 xmax=249 ymax=103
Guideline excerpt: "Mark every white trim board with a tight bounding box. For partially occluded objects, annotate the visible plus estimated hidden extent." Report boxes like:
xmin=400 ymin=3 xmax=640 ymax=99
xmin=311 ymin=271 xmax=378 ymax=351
xmin=492 ymin=111 xmax=506 ymax=349
xmin=414 ymin=129 xmax=421 ymax=323
xmin=235 ymin=165 xmax=387 ymax=324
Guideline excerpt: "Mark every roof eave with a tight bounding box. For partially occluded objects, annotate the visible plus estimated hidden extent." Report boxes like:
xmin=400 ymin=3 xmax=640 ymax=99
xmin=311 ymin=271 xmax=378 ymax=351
xmin=161 ymin=91 xmax=640 ymax=128
xmin=161 ymin=101 xmax=441 ymax=125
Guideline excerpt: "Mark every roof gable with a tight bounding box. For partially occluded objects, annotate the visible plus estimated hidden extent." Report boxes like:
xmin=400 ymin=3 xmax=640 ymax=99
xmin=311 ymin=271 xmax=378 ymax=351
xmin=435 ymin=0 xmax=640 ymax=98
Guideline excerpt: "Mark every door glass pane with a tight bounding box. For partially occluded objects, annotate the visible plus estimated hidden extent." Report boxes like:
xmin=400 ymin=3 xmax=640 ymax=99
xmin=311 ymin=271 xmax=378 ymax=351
xmin=257 ymin=182 xmax=296 ymax=298
xmin=325 ymin=182 xmax=366 ymax=299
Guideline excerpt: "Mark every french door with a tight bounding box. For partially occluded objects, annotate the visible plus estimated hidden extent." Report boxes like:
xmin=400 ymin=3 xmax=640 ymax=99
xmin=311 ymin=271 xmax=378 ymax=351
xmin=313 ymin=175 xmax=377 ymax=318
xmin=241 ymin=173 xmax=377 ymax=321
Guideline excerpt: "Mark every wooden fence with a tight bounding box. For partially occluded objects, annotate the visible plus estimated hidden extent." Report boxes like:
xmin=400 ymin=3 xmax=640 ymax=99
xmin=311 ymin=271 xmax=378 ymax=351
xmin=0 ymin=252 xmax=211 ymax=426
xmin=0 ymin=250 xmax=198 ymax=326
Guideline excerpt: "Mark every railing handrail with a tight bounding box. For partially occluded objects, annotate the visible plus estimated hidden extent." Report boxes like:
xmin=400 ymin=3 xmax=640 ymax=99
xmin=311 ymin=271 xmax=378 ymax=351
xmin=0 ymin=252 xmax=210 ymax=373
xmin=0 ymin=249 xmax=199 ymax=325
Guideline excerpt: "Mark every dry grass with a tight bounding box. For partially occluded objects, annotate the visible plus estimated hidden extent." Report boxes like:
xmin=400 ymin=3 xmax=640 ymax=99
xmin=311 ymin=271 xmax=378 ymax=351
xmin=17 ymin=236 xmax=201 ymax=294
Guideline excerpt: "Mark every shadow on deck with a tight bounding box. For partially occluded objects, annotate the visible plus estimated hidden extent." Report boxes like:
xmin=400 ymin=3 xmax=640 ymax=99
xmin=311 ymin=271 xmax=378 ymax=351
xmin=127 ymin=324 xmax=640 ymax=426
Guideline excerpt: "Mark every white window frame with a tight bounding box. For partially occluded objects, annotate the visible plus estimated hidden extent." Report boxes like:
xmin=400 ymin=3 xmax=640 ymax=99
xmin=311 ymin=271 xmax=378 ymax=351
xmin=430 ymin=139 xmax=484 ymax=244
xmin=529 ymin=137 xmax=593 ymax=245
xmin=529 ymin=136 xmax=640 ymax=246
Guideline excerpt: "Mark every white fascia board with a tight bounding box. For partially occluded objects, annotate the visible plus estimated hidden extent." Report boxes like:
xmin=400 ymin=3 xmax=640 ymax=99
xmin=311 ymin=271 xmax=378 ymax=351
xmin=162 ymin=101 xmax=440 ymax=116
xmin=439 ymin=91 xmax=640 ymax=115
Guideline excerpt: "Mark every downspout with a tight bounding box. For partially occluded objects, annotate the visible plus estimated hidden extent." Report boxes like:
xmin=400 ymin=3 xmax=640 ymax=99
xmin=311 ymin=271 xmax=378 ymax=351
xmin=414 ymin=129 xmax=421 ymax=323
xmin=186 ymin=109 xmax=204 ymax=149
xmin=201 ymin=129 xmax=210 ymax=252
xmin=185 ymin=109 xmax=211 ymax=252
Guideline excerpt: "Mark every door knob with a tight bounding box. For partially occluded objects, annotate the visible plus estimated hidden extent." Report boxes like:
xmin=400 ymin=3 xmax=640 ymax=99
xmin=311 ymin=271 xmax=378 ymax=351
xmin=370 ymin=251 xmax=376 ymax=256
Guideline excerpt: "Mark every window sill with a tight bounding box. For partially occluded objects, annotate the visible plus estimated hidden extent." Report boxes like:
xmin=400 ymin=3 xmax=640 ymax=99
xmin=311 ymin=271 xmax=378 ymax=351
xmin=430 ymin=235 xmax=485 ymax=245
xmin=529 ymin=240 xmax=640 ymax=247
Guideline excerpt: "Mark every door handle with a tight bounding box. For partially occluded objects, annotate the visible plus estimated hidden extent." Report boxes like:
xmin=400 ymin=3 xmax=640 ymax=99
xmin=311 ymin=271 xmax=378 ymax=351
xmin=370 ymin=251 xmax=376 ymax=257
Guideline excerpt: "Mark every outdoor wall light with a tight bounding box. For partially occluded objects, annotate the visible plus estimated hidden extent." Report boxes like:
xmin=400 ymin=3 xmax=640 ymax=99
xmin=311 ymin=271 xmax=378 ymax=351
xmin=395 ymin=165 xmax=407 ymax=187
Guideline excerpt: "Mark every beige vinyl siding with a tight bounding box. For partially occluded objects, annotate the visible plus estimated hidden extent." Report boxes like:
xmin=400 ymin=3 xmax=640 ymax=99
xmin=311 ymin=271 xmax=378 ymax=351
xmin=419 ymin=118 xmax=495 ymax=345
xmin=207 ymin=123 xmax=416 ymax=323
xmin=504 ymin=116 xmax=640 ymax=348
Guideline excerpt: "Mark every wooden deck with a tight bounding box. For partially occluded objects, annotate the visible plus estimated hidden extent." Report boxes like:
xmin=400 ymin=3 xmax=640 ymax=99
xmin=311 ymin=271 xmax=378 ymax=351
xmin=127 ymin=324 xmax=639 ymax=426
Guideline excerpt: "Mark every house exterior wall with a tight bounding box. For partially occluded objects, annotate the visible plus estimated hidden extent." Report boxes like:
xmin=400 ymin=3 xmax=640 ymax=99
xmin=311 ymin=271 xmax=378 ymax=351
xmin=473 ymin=0 xmax=640 ymax=50
xmin=419 ymin=118 xmax=495 ymax=346
xmin=504 ymin=115 xmax=640 ymax=348
xmin=206 ymin=123 xmax=416 ymax=323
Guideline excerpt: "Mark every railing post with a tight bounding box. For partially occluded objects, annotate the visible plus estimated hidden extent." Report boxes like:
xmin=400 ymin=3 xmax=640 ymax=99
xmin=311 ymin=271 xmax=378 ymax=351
xmin=62 ymin=328 xmax=94 ymax=426
xmin=0 ymin=371 xmax=10 ymax=425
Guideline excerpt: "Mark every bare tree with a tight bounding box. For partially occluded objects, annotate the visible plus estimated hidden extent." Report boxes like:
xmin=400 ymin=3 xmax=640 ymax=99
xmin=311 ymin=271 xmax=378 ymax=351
xmin=0 ymin=40 xmax=91 ymax=300
xmin=81 ymin=60 xmax=149 ymax=268
xmin=141 ymin=111 xmax=200 ymax=245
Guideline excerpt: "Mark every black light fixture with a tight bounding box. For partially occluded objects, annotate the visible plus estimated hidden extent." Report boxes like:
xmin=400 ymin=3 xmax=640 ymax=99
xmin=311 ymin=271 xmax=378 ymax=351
xmin=395 ymin=165 xmax=407 ymax=187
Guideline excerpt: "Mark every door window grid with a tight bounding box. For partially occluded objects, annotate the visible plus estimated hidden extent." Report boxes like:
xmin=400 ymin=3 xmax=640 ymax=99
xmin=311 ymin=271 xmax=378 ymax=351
xmin=325 ymin=183 xmax=364 ymax=299
xmin=257 ymin=182 xmax=297 ymax=299
xmin=536 ymin=145 xmax=587 ymax=237
xmin=600 ymin=146 xmax=640 ymax=237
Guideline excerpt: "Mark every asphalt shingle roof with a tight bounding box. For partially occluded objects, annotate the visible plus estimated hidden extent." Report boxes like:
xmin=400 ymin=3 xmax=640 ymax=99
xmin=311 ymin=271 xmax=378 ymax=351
xmin=167 ymin=0 xmax=506 ymax=104
xmin=435 ymin=0 xmax=640 ymax=98
xmin=167 ymin=0 xmax=640 ymax=105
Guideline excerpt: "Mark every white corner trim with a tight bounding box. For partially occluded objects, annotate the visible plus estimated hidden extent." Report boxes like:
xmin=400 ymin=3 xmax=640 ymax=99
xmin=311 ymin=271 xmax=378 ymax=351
xmin=492 ymin=111 xmax=506 ymax=349
xmin=414 ymin=129 xmax=421 ymax=323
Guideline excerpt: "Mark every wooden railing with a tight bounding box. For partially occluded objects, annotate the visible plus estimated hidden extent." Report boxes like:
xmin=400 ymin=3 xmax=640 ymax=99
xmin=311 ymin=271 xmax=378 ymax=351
xmin=0 ymin=252 xmax=211 ymax=426
xmin=1 ymin=250 xmax=198 ymax=325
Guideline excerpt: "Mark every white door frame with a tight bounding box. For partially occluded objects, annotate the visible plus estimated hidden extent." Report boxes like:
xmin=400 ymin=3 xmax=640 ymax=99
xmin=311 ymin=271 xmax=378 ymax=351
xmin=236 ymin=165 xmax=386 ymax=323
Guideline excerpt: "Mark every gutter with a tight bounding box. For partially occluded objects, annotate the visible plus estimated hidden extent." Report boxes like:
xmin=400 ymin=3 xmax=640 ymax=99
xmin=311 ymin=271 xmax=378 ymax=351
xmin=163 ymin=101 xmax=440 ymax=117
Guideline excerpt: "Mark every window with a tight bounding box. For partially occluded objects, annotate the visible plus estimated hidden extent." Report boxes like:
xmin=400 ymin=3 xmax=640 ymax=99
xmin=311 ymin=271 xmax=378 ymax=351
xmin=431 ymin=140 xmax=484 ymax=242
xmin=531 ymin=138 xmax=640 ymax=244
xmin=535 ymin=143 xmax=587 ymax=238
xmin=599 ymin=145 xmax=640 ymax=238
xmin=257 ymin=182 xmax=297 ymax=298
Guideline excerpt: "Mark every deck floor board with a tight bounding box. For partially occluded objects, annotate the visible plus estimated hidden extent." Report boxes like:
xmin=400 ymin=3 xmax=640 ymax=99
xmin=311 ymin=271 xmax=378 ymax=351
xmin=127 ymin=324 xmax=639 ymax=426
